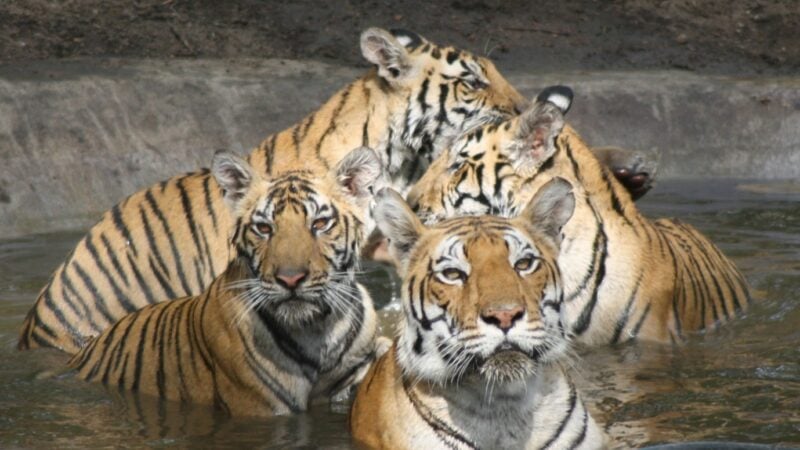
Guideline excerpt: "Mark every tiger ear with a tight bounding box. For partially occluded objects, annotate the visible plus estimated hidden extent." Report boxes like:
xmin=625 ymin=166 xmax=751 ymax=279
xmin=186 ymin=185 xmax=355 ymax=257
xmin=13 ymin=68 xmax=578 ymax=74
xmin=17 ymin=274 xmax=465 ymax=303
xmin=211 ymin=151 xmax=257 ymax=210
xmin=373 ymin=188 xmax=424 ymax=268
xmin=517 ymin=177 xmax=575 ymax=244
xmin=507 ymin=96 xmax=566 ymax=174
xmin=334 ymin=146 xmax=384 ymax=199
xmin=360 ymin=27 xmax=412 ymax=81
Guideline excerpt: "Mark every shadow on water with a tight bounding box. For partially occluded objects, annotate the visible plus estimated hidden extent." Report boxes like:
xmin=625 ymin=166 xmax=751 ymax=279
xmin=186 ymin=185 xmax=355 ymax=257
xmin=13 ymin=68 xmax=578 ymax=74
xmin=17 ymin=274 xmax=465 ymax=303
xmin=1 ymin=179 xmax=799 ymax=448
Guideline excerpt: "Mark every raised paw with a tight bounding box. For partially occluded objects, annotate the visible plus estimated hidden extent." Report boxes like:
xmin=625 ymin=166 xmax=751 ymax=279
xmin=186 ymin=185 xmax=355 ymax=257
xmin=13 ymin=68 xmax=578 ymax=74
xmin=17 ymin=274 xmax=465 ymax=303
xmin=591 ymin=146 xmax=659 ymax=201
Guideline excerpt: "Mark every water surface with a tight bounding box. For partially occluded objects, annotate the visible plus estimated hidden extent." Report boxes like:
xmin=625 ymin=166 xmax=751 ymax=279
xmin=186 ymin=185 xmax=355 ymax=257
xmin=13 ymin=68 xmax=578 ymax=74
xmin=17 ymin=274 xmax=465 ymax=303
xmin=1 ymin=179 xmax=798 ymax=448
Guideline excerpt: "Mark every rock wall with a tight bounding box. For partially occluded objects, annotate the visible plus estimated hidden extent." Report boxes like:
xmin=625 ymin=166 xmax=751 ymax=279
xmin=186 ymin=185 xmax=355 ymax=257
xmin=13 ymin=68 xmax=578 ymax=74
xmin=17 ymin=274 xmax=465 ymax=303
xmin=1 ymin=59 xmax=798 ymax=237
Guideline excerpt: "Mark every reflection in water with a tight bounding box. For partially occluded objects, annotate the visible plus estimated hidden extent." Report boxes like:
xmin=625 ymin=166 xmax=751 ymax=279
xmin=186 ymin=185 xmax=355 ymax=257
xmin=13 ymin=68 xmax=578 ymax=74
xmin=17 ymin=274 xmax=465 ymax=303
xmin=109 ymin=389 xmax=354 ymax=449
xmin=1 ymin=179 xmax=799 ymax=448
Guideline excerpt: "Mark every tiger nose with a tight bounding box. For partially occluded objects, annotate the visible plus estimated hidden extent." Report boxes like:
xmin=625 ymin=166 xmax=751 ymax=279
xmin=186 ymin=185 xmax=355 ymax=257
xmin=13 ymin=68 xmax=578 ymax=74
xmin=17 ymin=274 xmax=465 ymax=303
xmin=480 ymin=304 xmax=525 ymax=332
xmin=275 ymin=269 xmax=308 ymax=289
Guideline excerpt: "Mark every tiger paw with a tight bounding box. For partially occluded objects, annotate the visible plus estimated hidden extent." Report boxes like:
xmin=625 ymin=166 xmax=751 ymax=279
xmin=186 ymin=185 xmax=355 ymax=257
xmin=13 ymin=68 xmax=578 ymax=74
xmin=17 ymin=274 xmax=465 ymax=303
xmin=591 ymin=146 xmax=659 ymax=201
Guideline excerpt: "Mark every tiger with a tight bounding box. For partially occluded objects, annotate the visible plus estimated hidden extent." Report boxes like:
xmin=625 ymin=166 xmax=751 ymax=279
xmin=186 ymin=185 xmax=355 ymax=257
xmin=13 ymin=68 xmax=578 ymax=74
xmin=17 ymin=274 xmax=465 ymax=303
xmin=67 ymin=148 xmax=387 ymax=417
xmin=18 ymin=27 xmax=654 ymax=353
xmin=18 ymin=27 xmax=529 ymax=353
xmin=406 ymin=86 xmax=752 ymax=346
xmin=350 ymin=180 xmax=606 ymax=450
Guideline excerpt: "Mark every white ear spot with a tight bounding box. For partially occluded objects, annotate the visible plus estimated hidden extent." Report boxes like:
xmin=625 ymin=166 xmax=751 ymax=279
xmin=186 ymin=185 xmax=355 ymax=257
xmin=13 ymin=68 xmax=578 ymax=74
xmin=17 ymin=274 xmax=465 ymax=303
xmin=395 ymin=35 xmax=413 ymax=47
xmin=535 ymin=85 xmax=574 ymax=114
xmin=548 ymin=93 xmax=571 ymax=113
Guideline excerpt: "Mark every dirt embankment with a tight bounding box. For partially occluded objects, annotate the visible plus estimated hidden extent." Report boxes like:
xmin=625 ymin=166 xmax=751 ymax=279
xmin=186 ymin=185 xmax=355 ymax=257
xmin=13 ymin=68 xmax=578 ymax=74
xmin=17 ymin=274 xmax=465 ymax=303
xmin=1 ymin=0 xmax=798 ymax=75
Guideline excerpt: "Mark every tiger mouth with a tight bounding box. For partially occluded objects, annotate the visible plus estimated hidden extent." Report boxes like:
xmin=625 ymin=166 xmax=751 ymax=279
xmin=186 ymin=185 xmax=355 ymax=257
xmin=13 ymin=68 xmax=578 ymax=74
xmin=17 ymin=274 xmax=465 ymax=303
xmin=470 ymin=340 xmax=549 ymax=384
xmin=275 ymin=296 xmax=330 ymax=313
xmin=259 ymin=295 xmax=333 ymax=327
xmin=278 ymin=295 xmax=318 ymax=305
xmin=477 ymin=349 xmax=537 ymax=384
xmin=497 ymin=342 xmax=518 ymax=352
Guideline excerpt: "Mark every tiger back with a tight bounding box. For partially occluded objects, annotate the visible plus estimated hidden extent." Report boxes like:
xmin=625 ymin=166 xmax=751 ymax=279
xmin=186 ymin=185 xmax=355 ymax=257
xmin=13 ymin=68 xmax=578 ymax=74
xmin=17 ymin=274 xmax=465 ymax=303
xmin=407 ymin=87 xmax=752 ymax=345
xmin=19 ymin=27 xmax=529 ymax=353
xmin=67 ymin=148 xmax=386 ymax=416
xmin=350 ymin=180 xmax=605 ymax=450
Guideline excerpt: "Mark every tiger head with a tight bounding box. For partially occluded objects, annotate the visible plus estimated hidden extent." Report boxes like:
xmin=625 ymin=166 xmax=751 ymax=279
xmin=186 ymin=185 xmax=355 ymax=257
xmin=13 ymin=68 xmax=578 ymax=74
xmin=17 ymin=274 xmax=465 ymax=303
xmin=406 ymin=86 xmax=573 ymax=224
xmin=374 ymin=178 xmax=575 ymax=387
xmin=212 ymin=147 xmax=384 ymax=327
xmin=360 ymin=28 xmax=528 ymax=170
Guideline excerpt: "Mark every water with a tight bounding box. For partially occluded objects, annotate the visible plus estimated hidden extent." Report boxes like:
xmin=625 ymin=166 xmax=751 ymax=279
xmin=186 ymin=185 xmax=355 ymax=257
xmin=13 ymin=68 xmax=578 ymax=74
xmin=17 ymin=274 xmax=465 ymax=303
xmin=1 ymin=179 xmax=798 ymax=449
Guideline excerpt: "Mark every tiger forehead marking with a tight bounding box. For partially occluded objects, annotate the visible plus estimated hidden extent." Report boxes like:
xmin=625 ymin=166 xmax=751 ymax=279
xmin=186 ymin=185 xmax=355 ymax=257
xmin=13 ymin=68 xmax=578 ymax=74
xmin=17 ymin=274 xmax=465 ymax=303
xmin=427 ymin=217 xmax=542 ymax=266
xmin=248 ymin=172 xmax=346 ymax=226
xmin=421 ymin=217 xmax=555 ymax=308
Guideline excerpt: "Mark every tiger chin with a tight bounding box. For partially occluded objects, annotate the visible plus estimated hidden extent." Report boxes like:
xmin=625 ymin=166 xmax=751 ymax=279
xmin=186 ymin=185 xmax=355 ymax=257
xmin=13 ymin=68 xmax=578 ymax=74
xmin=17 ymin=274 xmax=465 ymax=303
xmin=67 ymin=147 xmax=389 ymax=417
xmin=350 ymin=180 xmax=606 ymax=450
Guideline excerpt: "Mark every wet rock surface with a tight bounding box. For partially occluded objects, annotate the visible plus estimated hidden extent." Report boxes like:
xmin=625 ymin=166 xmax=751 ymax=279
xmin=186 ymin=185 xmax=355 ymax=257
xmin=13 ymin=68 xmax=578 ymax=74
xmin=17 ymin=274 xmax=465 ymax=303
xmin=1 ymin=0 xmax=798 ymax=75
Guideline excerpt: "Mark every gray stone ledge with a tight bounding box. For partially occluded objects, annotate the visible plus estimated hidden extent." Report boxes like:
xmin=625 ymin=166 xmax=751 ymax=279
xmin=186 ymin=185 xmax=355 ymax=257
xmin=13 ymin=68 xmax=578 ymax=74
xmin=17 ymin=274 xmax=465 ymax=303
xmin=1 ymin=58 xmax=798 ymax=237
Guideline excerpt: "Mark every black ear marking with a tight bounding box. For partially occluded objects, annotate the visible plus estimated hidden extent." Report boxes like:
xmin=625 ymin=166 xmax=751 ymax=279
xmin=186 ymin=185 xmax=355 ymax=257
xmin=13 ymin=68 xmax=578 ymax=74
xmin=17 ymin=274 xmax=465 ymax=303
xmin=390 ymin=29 xmax=423 ymax=50
xmin=535 ymin=85 xmax=574 ymax=114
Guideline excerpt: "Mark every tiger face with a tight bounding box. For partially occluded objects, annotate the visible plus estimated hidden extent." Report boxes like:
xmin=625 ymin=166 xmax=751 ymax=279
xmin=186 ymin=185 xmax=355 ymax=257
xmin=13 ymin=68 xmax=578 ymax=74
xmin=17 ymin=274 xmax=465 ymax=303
xmin=360 ymin=28 xmax=527 ymax=178
xmin=374 ymin=178 xmax=575 ymax=386
xmin=212 ymin=147 xmax=383 ymax=327
xmin=406 ymin=87 xmax=571 ymax=224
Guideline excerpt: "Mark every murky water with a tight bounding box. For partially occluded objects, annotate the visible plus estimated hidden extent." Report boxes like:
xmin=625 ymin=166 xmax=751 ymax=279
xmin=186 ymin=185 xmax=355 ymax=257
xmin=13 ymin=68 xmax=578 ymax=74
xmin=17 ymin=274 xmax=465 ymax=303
xmin=1 ymin=179 xmax=798 ymax=449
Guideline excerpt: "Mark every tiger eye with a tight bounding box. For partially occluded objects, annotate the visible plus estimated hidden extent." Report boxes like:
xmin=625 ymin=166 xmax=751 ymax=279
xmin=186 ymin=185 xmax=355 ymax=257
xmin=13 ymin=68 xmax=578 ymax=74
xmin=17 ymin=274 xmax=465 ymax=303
xmin=254 ymin=222 xmax=273 ymax=236
xmin=441 ymin=268 xmax=466 ymax=281
xmin=467 ymin=78 xmax=488 ymax=90
xmin=312 ymin=217 xmax=331 ymax=231
xmin=514 ymin=256 xmax=535 ymax=272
